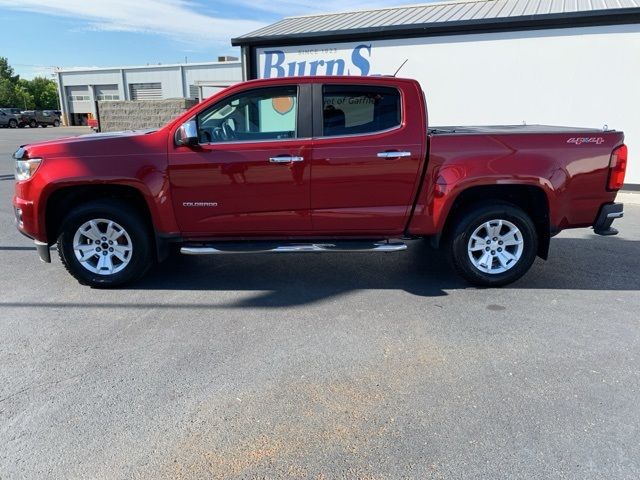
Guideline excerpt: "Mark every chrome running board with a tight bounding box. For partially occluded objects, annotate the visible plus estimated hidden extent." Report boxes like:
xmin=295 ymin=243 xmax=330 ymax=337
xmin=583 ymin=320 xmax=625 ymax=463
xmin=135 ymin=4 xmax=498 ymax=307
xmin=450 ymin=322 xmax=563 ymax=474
xmin=181 ymin=240 xmax=407 ymax=255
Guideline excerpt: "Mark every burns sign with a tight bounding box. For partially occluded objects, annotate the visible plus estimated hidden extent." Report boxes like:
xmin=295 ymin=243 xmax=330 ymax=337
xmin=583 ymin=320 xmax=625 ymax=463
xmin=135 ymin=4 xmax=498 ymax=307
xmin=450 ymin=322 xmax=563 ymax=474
xmin=259 ymin=44 xmax=373 ymax=78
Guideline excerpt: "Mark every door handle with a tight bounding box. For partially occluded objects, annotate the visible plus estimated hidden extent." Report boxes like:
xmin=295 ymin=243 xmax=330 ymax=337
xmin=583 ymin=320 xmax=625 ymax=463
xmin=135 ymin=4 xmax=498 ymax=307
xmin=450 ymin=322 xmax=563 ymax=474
xmin=269 ymin=156 xmax=304 ymax=163
xmin=377 ymin=151 xmax=411 ymax=159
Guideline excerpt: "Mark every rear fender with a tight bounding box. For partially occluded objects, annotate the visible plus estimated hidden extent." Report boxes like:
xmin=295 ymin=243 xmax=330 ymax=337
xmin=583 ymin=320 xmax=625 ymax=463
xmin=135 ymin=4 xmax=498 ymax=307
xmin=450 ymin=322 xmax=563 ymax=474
xmin=418 ymin=179 xmax=554 ymax=259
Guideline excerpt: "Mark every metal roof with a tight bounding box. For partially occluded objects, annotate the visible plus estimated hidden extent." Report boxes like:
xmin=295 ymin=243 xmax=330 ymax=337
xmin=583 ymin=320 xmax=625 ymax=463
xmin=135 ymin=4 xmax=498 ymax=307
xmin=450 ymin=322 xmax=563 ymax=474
xmin=56 ymin=60 xmax=241 ymax=74
xmin=232 ymin=0 xmax=640 ymax=45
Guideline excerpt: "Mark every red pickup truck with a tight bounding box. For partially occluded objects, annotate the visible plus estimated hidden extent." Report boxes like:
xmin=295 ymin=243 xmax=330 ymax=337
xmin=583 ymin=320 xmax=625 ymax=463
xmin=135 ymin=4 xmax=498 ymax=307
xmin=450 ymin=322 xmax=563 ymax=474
xmin=13 ymin=76 xmax=627 ymax=288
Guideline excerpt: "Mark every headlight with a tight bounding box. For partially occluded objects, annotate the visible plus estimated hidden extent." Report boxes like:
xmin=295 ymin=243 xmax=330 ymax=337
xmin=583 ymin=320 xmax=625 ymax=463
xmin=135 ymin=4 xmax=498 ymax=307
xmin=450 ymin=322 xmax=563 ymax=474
xmin=15 ymin=158 xmax=42 ymax=181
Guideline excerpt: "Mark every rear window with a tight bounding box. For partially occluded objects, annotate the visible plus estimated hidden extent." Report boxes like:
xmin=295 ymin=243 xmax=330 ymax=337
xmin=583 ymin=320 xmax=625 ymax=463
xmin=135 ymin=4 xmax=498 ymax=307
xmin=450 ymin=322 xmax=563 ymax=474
xmin=322 ymin=85 xmax=401 ymax=137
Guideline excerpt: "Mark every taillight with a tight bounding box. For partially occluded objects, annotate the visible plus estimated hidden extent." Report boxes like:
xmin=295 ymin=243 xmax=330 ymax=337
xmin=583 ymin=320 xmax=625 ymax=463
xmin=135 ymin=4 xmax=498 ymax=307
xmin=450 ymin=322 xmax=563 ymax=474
xmin=607 ymin=144 xmax=627 ymax=191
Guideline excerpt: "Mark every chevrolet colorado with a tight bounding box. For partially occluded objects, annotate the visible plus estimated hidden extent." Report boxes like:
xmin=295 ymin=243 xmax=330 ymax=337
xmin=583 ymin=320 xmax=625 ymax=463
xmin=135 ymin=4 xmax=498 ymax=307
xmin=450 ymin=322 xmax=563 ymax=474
xmin=12 ymin=76 xmax=627 ymax=287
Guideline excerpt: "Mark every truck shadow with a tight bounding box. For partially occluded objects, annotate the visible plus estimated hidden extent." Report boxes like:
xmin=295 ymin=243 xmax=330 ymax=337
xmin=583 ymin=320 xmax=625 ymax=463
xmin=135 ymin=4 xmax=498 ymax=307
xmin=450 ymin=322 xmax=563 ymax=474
xmin=133 ymin=235 xmax=640 ymax=307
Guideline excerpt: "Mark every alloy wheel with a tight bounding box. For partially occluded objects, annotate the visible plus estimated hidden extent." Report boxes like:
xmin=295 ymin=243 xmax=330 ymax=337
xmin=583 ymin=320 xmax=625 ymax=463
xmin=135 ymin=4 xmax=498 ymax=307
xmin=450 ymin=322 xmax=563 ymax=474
xmin=72 ymin=218 xmax=133 ymax=275
xmin=467 ymin=219 xmax=524 ymax=274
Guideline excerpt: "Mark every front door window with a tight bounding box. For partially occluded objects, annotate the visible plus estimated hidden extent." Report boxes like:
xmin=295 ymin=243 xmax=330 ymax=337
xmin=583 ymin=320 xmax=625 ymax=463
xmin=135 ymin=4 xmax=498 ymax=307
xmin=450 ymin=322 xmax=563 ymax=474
xmin=197 ymin=86 xmax=298 ymax=144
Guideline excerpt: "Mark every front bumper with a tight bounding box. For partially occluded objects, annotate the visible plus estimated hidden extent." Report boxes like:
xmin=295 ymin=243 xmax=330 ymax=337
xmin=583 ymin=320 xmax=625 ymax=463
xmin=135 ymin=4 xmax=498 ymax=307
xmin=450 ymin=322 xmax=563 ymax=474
xmin=13 ymin=195 xmax=39 ymax=237
xmin=14 ymin=194 xmax=51 ymax=262
xmin=593 ymin=202 xmax=623 ymax=236
xmin=15 ymin=218 xmax=51 ymax=263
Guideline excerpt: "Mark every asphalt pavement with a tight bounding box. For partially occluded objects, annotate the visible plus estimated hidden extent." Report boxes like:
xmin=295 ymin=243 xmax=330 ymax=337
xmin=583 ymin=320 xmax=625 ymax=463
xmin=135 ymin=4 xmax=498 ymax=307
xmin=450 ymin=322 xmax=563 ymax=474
xmin=1 ymin=127 xmax=639 ymax=479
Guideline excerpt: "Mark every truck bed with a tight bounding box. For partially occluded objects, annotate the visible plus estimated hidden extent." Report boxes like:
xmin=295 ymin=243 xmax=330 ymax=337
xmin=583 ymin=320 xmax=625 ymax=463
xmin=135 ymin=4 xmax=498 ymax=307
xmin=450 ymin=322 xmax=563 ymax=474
xmin=428 ymin=124 xmax=613 ymax=135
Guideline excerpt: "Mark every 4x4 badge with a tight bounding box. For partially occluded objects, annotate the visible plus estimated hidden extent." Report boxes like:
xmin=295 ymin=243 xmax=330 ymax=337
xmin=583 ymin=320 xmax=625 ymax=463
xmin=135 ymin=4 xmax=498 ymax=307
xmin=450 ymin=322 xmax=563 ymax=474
xmin=567 ymin=137 xmax=605 ymax=145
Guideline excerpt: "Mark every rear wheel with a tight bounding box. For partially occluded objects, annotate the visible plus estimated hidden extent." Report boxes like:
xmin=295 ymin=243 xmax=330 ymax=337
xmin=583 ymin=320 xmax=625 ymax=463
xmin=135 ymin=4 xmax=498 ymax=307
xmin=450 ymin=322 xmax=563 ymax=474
xmin=53 ymin=119 xmax=60 ymax=127
xmin=57 ymin=199 xmax=154 ymax=287
xmin=447 ymin=203 xmax=538 ymax=287
xmin=8 ymin=119 xmax=17 ymax=128
xmin=29 ymin=119 xmax=37 ymax=128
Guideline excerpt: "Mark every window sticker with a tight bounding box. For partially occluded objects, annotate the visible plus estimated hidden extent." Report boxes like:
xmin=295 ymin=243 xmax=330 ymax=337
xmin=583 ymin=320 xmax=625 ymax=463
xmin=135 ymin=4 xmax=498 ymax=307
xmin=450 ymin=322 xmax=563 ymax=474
xmin=272 ymin=96 xmax=295 ymax=115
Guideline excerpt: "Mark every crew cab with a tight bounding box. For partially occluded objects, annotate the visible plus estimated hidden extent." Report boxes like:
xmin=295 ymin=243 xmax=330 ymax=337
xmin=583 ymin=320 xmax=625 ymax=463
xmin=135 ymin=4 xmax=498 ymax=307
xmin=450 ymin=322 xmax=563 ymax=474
xmin=12 ymin=76 xmax=627 ymax=287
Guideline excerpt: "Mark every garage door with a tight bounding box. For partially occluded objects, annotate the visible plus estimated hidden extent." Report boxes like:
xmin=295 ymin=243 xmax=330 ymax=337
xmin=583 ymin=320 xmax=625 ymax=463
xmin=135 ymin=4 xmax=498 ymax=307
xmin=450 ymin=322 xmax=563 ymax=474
xmin=95 ymin=84 xmax=120 ymax=101
xmin=129 ymin=83 xmax=162 ymax=100
xmin=66 ymin=86 xmax=90 ymax=102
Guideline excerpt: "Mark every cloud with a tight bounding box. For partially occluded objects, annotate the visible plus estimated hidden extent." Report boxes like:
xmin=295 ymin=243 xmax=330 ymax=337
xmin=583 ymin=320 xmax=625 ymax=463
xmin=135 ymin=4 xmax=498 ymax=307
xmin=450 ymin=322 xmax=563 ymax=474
xmin=0 ymin=0 xmax=266 ymax=44
xmin=229 ymin=0 xmax=421 ymax=18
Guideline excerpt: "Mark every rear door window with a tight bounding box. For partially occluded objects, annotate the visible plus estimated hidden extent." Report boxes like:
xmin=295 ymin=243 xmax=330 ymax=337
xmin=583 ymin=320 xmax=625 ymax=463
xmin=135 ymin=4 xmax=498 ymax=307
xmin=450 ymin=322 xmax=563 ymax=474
xmin=321 ymin=85 xmax=401 ymax=137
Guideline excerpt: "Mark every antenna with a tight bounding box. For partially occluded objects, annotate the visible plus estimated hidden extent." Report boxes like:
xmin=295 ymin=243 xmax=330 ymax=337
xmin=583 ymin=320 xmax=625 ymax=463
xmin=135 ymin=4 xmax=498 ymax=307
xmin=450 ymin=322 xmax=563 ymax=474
xmin=393 ymin=59 xmax=409 ymax=77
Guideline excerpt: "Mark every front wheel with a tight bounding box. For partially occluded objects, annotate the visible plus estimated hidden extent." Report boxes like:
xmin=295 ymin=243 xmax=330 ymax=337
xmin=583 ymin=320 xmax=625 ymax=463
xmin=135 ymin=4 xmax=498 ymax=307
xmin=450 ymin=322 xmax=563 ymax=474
xmin=8 ymin=119 xmax=17 ymax=128
xmin=447 ymin=203 xmax=538 ymax=287
xmin=53 ymin=119 xmax=60 ymax=127
xmin=29 ymin=119 xmax=37 ymax=128
xmin=57 ymin=199 xmax=154 ymax=287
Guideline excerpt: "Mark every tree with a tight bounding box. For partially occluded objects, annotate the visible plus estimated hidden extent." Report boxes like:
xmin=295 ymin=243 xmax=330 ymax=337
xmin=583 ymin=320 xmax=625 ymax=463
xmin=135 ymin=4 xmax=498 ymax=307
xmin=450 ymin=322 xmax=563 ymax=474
xmin=21 ymin=77 xmax=58 ymax=110
xmin=0 ymin=57 xmax=20 ymax=107
xmin=0 ymin=78 xmax=18 ymax=107
xmin=0 ymin=57 xmax=19 ymax=83
xmin=15 ymin=80 xmax=35 ymax=110
xmin=0 ymin=58 xmax=59 ymax=110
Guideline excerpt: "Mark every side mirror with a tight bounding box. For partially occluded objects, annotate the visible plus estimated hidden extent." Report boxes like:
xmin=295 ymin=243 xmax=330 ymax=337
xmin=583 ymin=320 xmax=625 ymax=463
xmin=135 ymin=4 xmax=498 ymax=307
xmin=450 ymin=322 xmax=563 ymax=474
xmin=175 ymin=119 xmax=198 ymax=146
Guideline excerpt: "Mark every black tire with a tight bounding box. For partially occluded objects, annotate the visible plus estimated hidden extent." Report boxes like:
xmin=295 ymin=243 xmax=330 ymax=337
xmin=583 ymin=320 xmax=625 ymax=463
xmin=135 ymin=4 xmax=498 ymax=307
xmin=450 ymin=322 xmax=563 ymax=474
xmin=29 ymin=119 xmax=37 ymax=128
xmin=8 ymin=119 xmax=17 ymax=128
xmin=57 ymin=199 xmax=154 ymax=287
xmin=447 ymin=202 xmax=538 ymax=287
xmin=53 ymin=119 xmax=60 ymax=127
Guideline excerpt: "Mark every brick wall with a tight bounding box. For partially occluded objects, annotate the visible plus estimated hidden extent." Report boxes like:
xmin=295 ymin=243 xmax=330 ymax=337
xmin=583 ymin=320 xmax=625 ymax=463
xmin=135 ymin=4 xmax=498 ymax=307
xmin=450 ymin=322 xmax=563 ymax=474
xmin=97 ymin=99 xmax=197 ymax=132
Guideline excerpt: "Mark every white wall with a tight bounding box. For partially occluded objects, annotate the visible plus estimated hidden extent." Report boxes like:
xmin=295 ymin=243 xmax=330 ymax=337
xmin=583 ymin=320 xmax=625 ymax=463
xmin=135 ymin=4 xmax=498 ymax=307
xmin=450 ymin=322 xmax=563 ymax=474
xmin=184 ymin=63 xmax=242 ymax=99
xmin=58 ymin=62 xmax=242 ymax=116
xmin=257 ymin=24 xmax=640 ymax=185
xmin=59 ymin=69 xmax=122 ymax=86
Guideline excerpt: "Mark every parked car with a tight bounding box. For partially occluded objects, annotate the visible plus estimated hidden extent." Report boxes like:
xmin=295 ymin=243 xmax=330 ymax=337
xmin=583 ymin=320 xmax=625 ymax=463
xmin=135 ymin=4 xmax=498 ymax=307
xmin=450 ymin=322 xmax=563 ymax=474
xmin=1 ymin=107 xmax=22 ymax=115
xmin=43 ymin=110 xmax=63 ymax=124
xmin=12 ymin=76 xmax=627 ymax=288
xmin=18 ymin=110 xmax=61 ymax=128
xmin=0 ymin=109 xmax=18 ymax=128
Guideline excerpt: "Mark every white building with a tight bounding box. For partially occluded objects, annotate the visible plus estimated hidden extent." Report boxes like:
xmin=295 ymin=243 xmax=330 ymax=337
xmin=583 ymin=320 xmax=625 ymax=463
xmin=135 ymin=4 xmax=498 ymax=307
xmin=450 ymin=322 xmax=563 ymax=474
xmin=233 ymin=0 xmax=640 ymax=187
xmin=56 ymin=58 xmax=242 ymax=127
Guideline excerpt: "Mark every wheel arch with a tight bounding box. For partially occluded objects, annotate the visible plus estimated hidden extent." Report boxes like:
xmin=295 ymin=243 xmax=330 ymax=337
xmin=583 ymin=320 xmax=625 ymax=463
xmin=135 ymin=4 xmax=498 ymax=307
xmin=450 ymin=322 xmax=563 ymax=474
xmin=43 ymin=183 xmax=166 ymax=260
xmin=437 ymin=183 xmax=551 ymax=259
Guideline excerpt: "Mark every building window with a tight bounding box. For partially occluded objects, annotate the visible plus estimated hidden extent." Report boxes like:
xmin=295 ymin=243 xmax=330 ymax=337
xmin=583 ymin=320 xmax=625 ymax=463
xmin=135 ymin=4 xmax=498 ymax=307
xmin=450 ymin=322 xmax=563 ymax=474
xmin=69 ymin=95 xmax=91 ymax=101
xmin=96 ymin=94 xmax=120 ymax=101
xmin=129 ymin=82 xmax=162 ymax=100
xmin=322 ymin=85 xmax=401 ymax=137
xmin=95 ymin=84 xmax=120 ymax=101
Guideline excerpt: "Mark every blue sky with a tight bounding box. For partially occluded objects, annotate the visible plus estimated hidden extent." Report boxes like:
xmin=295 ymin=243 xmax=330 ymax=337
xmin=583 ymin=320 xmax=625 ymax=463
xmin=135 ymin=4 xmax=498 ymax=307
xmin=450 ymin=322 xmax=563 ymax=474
xmin=1 ymin=0 xmax=415 ymax=79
